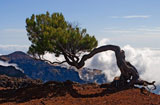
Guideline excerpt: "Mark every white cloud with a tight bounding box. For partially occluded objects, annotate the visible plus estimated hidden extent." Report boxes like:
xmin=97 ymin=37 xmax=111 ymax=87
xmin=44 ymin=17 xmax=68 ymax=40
xmin=102 ymin=27 xmax=160 ymax=34
xmin=43 ymin=53 xmax=65 ymax=63
xmin=0 ymin=60 xmax=24 ymax=73
xmin=98 ymin=38 xmax=110 ymax=46
xmin=85 ymin=39 xmax=160 ymax=94
xmin=123 ymin=15 xmax=150 ymax=19
xmin=102 ymin=29 xmax=133 ymax=34
xmin=111 ymin=15 xmax=151 ymax=19
xmin=111 ymin=16 xmax=120 ymax=19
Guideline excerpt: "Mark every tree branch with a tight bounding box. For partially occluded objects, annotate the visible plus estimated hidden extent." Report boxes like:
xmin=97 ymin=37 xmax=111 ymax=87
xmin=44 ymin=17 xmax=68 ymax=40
xmin=33 ymin=56 xmax=67 ymax=65
xmin=58 ymin=42 xmax=80 ymax=63
xmin=76 ymin=45 xmax=120 ymax=69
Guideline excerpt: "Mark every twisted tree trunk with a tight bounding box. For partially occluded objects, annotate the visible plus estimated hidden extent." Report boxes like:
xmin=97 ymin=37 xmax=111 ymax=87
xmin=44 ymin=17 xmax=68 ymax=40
xmin=72 ymin=45 xmax=156 ymax=87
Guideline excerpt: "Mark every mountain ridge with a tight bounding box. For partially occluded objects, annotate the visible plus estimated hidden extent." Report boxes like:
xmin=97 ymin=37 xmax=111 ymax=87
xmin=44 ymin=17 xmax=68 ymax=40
xmin=0 ymin=51 xmax=107 ymax=84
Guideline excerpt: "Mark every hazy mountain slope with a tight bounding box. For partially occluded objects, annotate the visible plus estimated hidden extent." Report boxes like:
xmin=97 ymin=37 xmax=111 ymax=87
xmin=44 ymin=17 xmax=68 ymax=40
xmin=0 ymin=51 xmax=85 ymax=83
xmin=79 ymin=68 xmax=107 ymax=84
xmin=0 ymin=65 xmax=26 ymax=78
xmin=0 ymin=51 xmax=107 ymax=84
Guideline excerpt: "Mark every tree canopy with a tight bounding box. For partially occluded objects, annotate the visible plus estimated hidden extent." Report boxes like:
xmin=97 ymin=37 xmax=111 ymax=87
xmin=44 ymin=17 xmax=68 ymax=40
xmin=26 ymin=12 xmax=98 ymax=66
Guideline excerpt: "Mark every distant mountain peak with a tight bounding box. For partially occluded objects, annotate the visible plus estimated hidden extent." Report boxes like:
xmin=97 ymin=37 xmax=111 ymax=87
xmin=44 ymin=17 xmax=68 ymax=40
xmin=8 ymin=51 xmax=28 ymax=57
xmin=9 ymin=51 xmax=27 ymax=55
xmin=0 ymin=51 xmax=31 ymax=61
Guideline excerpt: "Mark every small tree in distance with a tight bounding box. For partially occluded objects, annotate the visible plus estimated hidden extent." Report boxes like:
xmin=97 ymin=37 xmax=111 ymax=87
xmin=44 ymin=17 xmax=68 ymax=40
xmin=26 ymin=12 xmax=98 ymax=67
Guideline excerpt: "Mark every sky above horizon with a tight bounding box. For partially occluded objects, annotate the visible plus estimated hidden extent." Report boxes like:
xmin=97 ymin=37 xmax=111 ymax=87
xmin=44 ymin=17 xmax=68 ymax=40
xmin=1 ymin=0 xmax=160 ymax=53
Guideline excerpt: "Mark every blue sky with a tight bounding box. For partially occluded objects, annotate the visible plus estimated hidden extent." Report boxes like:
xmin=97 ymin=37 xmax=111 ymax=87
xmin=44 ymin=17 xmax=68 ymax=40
xmin=0 ymin=0 xmax=160 ymax=53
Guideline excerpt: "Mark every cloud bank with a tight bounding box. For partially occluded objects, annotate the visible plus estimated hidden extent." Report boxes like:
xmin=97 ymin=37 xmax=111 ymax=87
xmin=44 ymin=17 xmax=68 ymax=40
xmin=0 ymin=60 xmax=24 ymax=73
xmin=85 ymin=38 xmax=160 ymax=94
xmin=102 ymin=27 xmax=160 ymax=35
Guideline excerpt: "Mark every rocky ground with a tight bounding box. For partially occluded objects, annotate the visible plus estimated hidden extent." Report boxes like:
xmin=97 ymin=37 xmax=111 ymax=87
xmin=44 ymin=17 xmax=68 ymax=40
xmin=0 ymin=80 xmax=160 ymax=105
xmin=0 ymin=75 xmax=42 ymax=89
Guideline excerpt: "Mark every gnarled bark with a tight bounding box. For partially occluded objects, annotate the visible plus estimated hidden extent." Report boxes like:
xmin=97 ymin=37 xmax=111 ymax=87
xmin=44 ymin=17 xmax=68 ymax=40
xmin=66 ymin=45 xmax=120 ymax=69
xmin=71 ymin=45 xmax=156 ymax=88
